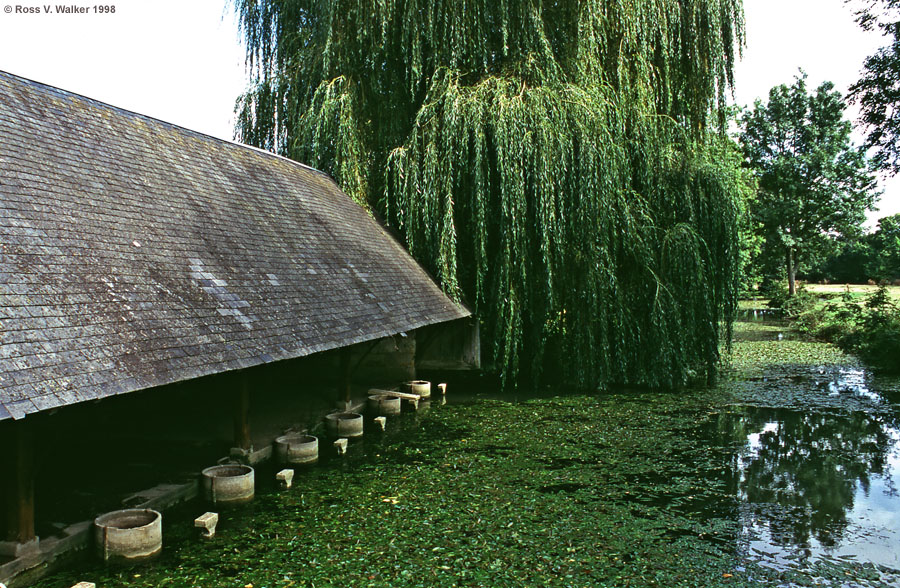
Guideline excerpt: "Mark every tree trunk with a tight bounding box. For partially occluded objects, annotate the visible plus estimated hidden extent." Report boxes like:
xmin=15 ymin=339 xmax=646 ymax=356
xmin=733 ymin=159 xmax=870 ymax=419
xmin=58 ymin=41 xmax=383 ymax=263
xmin=786 ymin=248 xmax=797 ymax=296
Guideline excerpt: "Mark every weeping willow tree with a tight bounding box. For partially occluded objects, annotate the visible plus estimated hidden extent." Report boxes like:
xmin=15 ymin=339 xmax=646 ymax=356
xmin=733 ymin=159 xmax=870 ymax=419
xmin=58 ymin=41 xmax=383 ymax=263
xmin=233 ymin=0 xmax=746 ymax=389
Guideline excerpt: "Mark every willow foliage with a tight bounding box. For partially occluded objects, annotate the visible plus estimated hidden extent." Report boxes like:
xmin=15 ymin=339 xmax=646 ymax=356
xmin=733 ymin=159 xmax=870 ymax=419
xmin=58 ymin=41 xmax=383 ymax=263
xmin=233 ymin=0 xmax=746 ymax=389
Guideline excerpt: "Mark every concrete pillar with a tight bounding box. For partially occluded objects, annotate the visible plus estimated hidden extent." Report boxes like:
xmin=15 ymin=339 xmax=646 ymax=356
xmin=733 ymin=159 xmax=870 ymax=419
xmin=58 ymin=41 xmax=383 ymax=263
xmin=0 ymin=419 xmax=38 ymax=556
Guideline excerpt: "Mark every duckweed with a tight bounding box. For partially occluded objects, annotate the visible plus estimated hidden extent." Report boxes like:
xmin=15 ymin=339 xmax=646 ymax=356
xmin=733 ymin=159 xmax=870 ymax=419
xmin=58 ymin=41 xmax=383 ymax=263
xmin=33 ymin=318 xmax=900 ymax=588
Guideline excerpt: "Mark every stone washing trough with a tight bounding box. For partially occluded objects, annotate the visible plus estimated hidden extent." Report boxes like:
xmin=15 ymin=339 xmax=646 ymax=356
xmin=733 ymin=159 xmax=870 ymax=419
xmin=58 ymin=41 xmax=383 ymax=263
xmin=274 ymin=433 xmax=319 ymax=465
xmin=94 ymin=508 xmax=162 ymax=563
xmin=325 ymin=411 xmax=364 ymax=438
xmin=368 ymin=394 xmax=402 ymax=416
xmin=406 ymin=380 xmax=432 ymax=398
xmin=201 ymin=464 xmax=255 ymax=506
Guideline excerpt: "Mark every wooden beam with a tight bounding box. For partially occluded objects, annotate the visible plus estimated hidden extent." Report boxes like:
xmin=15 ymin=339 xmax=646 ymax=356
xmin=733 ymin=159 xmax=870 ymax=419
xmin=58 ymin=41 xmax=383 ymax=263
xmin=233 ymin=373 xmax=251 ymax=451
xmin=2 ymin=419 xmax=35 ymax=544
xmin=350 ymin=338 xmax=385 ymax=373
xmin=338 ymin=347 xmax=352 ymax=404
xmin=368 ymin=388 xmax=421 ymax=401
xmin=413 ymin=326 xmax=438 ymax=371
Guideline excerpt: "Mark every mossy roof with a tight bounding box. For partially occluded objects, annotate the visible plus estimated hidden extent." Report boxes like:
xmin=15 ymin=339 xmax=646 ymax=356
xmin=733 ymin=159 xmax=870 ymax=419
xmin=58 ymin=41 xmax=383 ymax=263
xmin=0 ymin=71 xmax=469 ymax=421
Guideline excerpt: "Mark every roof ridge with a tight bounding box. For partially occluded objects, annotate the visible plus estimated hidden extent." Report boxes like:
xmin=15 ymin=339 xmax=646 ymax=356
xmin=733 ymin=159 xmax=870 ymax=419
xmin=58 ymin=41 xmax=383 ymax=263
xmin=0 ymin=68 xmax=330 ymax=180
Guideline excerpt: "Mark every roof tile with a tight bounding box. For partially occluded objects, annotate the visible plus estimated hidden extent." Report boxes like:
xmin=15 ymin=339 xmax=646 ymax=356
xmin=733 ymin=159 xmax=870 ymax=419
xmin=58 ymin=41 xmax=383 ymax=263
xmin=0 ymin=71 xmax=469 ymax=421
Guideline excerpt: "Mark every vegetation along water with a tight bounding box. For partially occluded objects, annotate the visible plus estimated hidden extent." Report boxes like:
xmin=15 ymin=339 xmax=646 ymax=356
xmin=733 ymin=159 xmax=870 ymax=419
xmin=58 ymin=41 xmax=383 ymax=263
xmin=33 ymin=312 xmax=900 ymax=588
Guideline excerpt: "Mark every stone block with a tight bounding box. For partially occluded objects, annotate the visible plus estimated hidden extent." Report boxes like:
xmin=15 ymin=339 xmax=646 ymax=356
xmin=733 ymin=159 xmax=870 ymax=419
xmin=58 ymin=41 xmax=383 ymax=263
xmin=374 ymin=416 xmax=387 ymax=431
xmin=121 ymin=480 xmax=199 ymax=511
xmin=0 ymin=538 xmax=40 ymax=558
xmin=71 ymin=583 xmax=96 ymax=588
xmin=334 ymin=438 xmax=348 ymax=455
xmin=228 ymin=447 xmax=251 ymax=464
xmin=276 ymin=469 xmax=294 ymax=490
xmin=194 ymin=512 xmax=219 ymax=539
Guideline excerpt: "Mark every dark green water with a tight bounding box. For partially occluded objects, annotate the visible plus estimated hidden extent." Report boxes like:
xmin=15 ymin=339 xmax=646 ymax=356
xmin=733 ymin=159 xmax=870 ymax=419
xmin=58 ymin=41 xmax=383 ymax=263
xmin=31 ymin=317 xmax=900 ymax=587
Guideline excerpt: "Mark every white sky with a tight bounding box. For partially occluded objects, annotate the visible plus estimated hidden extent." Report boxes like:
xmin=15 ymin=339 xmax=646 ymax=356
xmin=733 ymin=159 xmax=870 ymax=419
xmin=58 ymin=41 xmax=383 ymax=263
xmin=0 ymin=0 xmax=245 ymax=140
xmin=0 ymin=0 xmax=897 ymax=227
xmin=734 ymin=0 xmax=900 ymax=227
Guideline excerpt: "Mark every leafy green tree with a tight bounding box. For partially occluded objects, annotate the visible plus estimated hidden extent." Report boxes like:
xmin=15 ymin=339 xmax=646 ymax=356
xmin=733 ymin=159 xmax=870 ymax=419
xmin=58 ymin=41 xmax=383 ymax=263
xmin=232 ymin=0 xmax=747 ymax=388
xmin=739 ymin=74 xmax=878 ymax=296
xmin=849 ymin=0 xmax=900 ymax=173
xmin=803 ymin=238 xmax=877 ymax=283
xmin=869 ymin=213 xmax=900 ymax=280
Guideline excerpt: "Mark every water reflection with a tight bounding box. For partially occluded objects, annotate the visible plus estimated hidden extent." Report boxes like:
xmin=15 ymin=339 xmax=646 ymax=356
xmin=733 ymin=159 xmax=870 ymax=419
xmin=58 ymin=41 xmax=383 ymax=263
xmin=707 ymin=386 xmax=900 ymax=568
xmin=737 ymin=308 xmax=785 ymax=321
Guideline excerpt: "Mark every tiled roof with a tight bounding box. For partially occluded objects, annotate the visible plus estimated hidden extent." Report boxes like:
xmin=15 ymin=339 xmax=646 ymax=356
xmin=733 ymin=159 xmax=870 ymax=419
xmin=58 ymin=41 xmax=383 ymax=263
xmin=0 ymin=71 xmax=469 ymax=421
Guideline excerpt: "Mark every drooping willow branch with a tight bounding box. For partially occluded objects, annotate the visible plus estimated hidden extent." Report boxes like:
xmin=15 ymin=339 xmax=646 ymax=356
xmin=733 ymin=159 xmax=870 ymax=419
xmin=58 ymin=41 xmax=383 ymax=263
xmin=233 ymin=0 xmax=746 ymax=389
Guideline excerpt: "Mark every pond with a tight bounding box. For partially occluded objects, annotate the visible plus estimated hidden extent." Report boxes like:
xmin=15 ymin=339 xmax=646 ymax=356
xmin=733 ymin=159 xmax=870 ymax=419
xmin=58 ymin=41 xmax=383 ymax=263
xmin=32 ymin=315 xmax=900 ymax=588
xmin=719 ymin=313 xmax=900 ymax=582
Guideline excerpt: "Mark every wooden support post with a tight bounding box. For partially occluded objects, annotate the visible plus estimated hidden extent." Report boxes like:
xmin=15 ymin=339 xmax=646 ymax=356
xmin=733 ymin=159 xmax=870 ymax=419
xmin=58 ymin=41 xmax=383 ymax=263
xmin=412 ymin=328 xmax=430 ymax=378
xmin=338 ymin=347 xmax=352 ymax=406
xmin=2 ymin=419 xmax=36 ymax=545
xmin=233 ymin=372 xmax=252 ymax=451
xmin=0 ymin=428 xmax=5 ymax=541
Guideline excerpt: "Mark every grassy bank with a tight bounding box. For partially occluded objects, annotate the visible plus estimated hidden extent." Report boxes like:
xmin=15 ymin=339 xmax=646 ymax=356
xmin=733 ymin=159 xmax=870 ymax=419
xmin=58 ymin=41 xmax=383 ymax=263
xmin=803 ymin=284 xmax=900 ymax=300
xmin=756 ymin=284 xmax=900 ymax=373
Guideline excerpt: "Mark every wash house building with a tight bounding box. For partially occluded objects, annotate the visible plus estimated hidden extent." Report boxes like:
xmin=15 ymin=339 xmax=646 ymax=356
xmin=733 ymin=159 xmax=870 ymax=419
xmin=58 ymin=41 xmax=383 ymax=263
xmin=0 ymin=71 xmax=476 ymax=582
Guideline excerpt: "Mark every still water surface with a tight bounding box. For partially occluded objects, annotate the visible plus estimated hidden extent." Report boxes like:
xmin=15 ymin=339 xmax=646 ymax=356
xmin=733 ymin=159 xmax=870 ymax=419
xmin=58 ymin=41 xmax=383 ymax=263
xmin=719 ymin=316 xmax=900 ymax=572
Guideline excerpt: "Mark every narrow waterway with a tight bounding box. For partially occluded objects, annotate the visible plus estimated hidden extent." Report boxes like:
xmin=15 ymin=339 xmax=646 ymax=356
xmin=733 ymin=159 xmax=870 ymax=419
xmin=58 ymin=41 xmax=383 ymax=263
xmin=31 ymin=313 xmax=900 ymax=588
xmin=719 ymin=312 xmax=900 ymax=577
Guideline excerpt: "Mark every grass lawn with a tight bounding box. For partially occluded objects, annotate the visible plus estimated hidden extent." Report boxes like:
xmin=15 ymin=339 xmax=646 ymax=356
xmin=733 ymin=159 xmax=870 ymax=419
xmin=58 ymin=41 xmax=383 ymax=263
xmin=802 ymin=283 xmax=900 ymax=301
xmin=739 ymin=284 xmax=900 ymax=311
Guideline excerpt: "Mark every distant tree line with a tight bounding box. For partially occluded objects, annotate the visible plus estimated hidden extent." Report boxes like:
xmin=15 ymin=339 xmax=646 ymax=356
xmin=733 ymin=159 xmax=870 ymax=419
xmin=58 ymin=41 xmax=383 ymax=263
xmin=735 ymin=1 xmax=900 ymax=294
xmin=802 ymin=214 xmax=900 ymax=284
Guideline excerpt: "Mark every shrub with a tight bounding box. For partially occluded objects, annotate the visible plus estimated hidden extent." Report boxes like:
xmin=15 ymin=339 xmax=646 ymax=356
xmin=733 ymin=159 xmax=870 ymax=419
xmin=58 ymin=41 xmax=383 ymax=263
xmin=767 ymin=284 xmax=818 ymax=318
xmin=793 ymin=285 xmax=900 ymax=373
xmin=852 ymin=287 xmax=900 ymax=371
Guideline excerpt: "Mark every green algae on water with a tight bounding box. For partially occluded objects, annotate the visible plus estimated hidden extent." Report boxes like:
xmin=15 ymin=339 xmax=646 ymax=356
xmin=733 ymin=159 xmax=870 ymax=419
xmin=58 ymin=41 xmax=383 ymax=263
xmin=32 ymin=381 xmax=900 ymax=588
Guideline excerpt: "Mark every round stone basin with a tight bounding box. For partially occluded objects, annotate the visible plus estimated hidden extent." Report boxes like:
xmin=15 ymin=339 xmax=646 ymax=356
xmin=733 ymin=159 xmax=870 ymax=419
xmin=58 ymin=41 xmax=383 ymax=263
xmin=407 ymin=380 xmax=431 ymax=398
xmin=202 ymin=464 xmax=255 ymax=506
xmin=325 ymin=411 xmax=364 ymax=438
xmin=94 ymin=508 xmax=162 ymax=563
xmin=274 ymin=433 xmax=319 ymax=465
xmin=368 ymin=394 xmax=401 ymax=416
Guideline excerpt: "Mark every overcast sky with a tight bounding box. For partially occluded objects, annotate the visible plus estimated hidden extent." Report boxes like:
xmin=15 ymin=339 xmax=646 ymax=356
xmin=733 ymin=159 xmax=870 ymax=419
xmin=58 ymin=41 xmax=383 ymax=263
xmin=0 ymin=0 xmax=245 ymax=140
xmin=0 ymin=0 xmax=897 ymax=226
